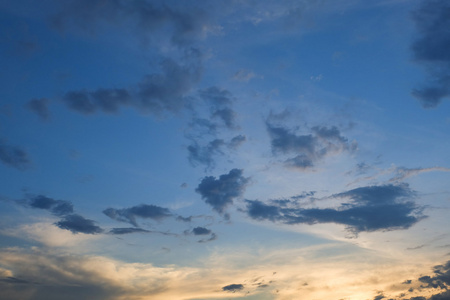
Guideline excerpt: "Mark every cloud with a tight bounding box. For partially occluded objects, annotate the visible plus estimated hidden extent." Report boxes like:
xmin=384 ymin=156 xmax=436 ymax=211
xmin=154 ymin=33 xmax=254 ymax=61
xmin=411 ymin=0 xmax=450 ymax=107
xmin=24 ymin=195 xmax=74 ymax=216
xmin=199 ymin=87 xmax=237 ymax=129
xmin=389 ymin=166 xmax=450 ymax=182
xmin=222 ymin=283 xmax=244 ymax=293
xmin=187 ymin=139 xmax=225 ymax=169
xmin=245 ymin=184 xmax=425 ymax=235
xmin=232 ymin=69 xmax=258 ymax=82
xmin=266 ymin=123 xmax=356 ymax=170
xmin=0 ymin=140 xmax=31 ymax=170
xmin=103 ymin=204 xmax=172 ymax=227
xmin=109 ymin=228 xmax=151 ymax=235
xmin=55 ymin=214 xmax=103 ymax=234
xmin=62 ymin=53 xmax=202 ymax=116
xmin=108 ymin=228 xmax=177 ymax=237
xmin=196 ymin=169 xmax=249 ymax=214
xmin=62 ymin=88 xmax=132 ymax=115
xmin=228 ymin=135 xmax=246 ymax=149
xmin=26 ymin=98 xmax=50 ymax=120
xmin=192 ymin=226 xmax=212 ymax=235
xmin=49 ymin=0 xmax=212 ymax=46
xmin=187 ymin=135 xmax=246 ymax=169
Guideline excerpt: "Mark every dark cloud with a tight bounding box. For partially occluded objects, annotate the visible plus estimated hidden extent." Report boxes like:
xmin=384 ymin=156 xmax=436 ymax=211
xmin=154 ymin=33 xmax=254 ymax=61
xmin=196 ymin=169 xmax=249 ymax=214
xmin=26 ymin=195 xmax=74 ymax=216
xmin=192 ymin=226 xmax=211 ymax=235
xmin=109 ymin=228 xmax=151 ymax=235
xmin=26 ymin=98 xmax=50 ymax=120
xmin=55 ymin=214 xmax=103 ymax=234
xmin=49 ymin=0 xmax=211 ymax=46
xmin=103 ymin=204 xmax=172 ymax=227
xmin=373 ymin=294 xmax=385 ymax=300
xmin=222 ymin=283 xmax=244 ymax=293
xmin=411 ymin=0 xmax=450 ymax=107
xmin=419 ymin=261 xmax=450 ymax=290
xmin=245 ymin=184 xmax=424 ymax=235
xmin=0 ymin=140 xmax=31 ymax=170
xmin=266 ymin=123 xmax=355 ymax=170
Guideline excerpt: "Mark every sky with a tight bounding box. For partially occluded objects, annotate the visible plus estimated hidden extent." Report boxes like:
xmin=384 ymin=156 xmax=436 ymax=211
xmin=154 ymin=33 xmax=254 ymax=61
xmin=0 ymin=0 xmax=450 ymax=299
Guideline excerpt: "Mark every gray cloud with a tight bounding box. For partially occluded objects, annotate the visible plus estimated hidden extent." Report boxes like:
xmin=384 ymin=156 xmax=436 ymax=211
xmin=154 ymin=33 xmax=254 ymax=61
xmin=198 ymin=233 xmax=217 ymax=243
xmin=62 ymin=53 xmax=202 ymax=116
xmin=228 ymin=135 xmax=246 ymax=149
xmin=0 ymin=140 xmax=31 ymax=171
xmin=266 ymin=123 xmax=356 ymax=170
xmin=196 ymin=169 xmax=249 ymax=214
xmin=411 ymin=0 xmax=450 ymax=107
xmin=103 ymin=204 xmax=172 ymax=227
xmin=222 ymin=283 xmax=244 ymax=293
xmin=187 ymin=139 xmax=225 ymax=169
xmin=199 ymin=87 xmax=237 ymax=129
xmin=55 ymin=214 xmax=103 ymax=234
xmin=25 ymin=195 xmax=74 ymax=216
xmin=192 ymin=226 xmax=212 ymax=235
xmin=187 ymin=135 xmax=246 ymax=169
xmin=109 ymin=228 xmax=151 ymax=235
xmin=26 ymin=98 xmax=50 ymax=120
xmin=246 ymin=184 xmax=424 ymax=235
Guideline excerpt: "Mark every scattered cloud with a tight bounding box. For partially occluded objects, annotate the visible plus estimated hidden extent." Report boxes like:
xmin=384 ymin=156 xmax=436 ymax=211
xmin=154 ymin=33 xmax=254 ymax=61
xmin=389 ymin=166 xmax=450 ymax=182
xmin=23 ymin=194 xmax=74 ymax=216
xmin=25 ymin=98 xmax=50 ymax=120
xmin=55 ymin=214 xmax=103 ymax=234
xmin=222 ymin=283 xmax=244 ymax=293
xmin=187 ymin=135 xmax=246 ymax=169
xmin=245 ymin=184 xmax=425 ymax=235
xmin=62 ymin=52 xmax=202 ymax=116
xmin=266 ymin=123 xmax=356 ymax=170
xmin=192 ymin=226 xmax=212 ymax=235
xmin=196 ymin=169 xmax=249 ymax=214
xmin=232 ymin=69 xmax=258 ymax=82
xmin=49 ymin=0 xmax=212 ymax=46
xmin=103 ymin=204 xmax=172 ymax=227
xmin=411 ymin=0 xmax=450 ymax=107
xmin=199 ymin=86 xmax=237 ymax=129
xmin=0 ymin=140 xmax=31 ymax=171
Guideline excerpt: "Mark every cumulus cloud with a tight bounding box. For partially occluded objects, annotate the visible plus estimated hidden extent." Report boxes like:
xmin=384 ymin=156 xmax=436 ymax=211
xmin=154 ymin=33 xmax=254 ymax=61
xmin=55 ymin=214 xmax=103 ymax=234
xmin=245 ymin=184 xmax=424 ymax=235
xmin=0 ymin=140 xmax=31 ymax=170
xmin=26 ymin=98 xmax=50 ymax=120
xmin=196 ymin=169 xmax=249 ymax=214
xmin=266 ymin=123 xmax=356 ymax=170
xmin=103 ymin=204 xmax=172 ymax=227
xmin=411 ymin=0 xmax=450 ymax=107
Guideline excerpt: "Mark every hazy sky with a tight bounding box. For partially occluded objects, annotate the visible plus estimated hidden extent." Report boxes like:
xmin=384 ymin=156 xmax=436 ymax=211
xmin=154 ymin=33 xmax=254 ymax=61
xmin=1 ymin=0 xmax=450 ymax=299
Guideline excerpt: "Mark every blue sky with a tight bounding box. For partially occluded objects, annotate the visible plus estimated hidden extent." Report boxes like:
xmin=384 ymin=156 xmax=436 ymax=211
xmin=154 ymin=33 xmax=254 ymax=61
xmin=1 ymin=0 xmax=450 ymax=299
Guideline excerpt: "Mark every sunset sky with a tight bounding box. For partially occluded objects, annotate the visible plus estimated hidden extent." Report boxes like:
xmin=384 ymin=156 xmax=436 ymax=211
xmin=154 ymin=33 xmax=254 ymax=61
xmin=1 ymin=0 xmax=450 ymax=299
